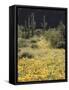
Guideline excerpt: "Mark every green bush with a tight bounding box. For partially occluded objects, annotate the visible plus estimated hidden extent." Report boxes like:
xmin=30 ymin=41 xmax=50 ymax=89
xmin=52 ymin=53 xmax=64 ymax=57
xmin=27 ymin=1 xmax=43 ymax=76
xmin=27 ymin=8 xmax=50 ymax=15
xmin=31 ymin=39 xmax=37 ymax=43
xmin=18 ymin=48 xmax=21 ymax=52
xmin=18 ymin=38 xmax=29 ymax=48
xmin=56 ymin=41 xmax=65 ymax=48
xmin=31 ymin=44 xmax=38 ymax=48
xmin=19 ymin=52 xmax=34 ymax=59
xmin=44 ymin=29 xmax=65 ymax=48
xmin=30 ymin=36 xmax=40 ymax=43
xmin=18 ymin=25 xmax=25 ymax=38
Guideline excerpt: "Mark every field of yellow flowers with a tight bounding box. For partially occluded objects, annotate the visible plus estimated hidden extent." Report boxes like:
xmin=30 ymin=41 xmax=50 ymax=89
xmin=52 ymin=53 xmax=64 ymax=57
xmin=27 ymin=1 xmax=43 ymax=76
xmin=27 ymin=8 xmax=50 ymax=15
xmin=18 ymin=36 xmax=65 ymax=82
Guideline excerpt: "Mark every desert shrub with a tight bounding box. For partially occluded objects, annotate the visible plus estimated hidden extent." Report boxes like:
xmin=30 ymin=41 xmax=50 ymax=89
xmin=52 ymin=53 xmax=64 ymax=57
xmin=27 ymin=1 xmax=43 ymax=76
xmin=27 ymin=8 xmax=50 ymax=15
xmin=22 ymin=43 xmax=29 ymax=47
xmin=57 ymin=21 xmax=65 ymax=36
xmin=35 ymin=30 xmax=42 ymax=36
xmin=19 ymin=52 xmax=34 ymax=59
xmin=56 ymin=41 xmax=65 ymax=48
xmin=30 ymin=36 xmax=40 ymax=43
xmin=18 ymin=30 xmax=22 ymax=38
xmin=31 ymin=39 xmax=37 ymax=43
xmin=18 ymin=25 xmax=25 ymax=38
xmin=31 ymin=44 xmax=38 ymax=48
xmin=44 ymin=29 xmax=65 ymax=48
xmin=18 ymin=38 xmax=29 ymax=48
xmin=18 ymin=48 xmax=21 ymax=52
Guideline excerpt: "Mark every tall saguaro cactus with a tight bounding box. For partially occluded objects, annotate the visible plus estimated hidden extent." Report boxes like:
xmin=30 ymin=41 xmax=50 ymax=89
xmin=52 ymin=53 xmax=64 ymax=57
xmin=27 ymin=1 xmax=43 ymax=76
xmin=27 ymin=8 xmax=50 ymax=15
xmin=43 ymin=15 xmax=47 ymax=31
xmin=28 ymin=16 xmax=30 ymax=38
xmin=31 ymin=13 xmax=36 ymax=36
xmin=24 ymin=20 xmax=27 ymax=38
xmin=28 ymin=16 xmax=30 ymax=29
xmin=43 ymin=16 xmax=45 ymax=29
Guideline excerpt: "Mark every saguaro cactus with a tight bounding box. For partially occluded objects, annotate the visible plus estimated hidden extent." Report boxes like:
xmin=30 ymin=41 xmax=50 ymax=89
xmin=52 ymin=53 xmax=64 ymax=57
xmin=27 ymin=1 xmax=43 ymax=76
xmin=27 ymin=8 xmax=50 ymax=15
xmin=28 ymin=16 xmax=30 ymax=38
xmin=31 ymin=13 xmax=36 ymax=36
xmin=43 ymin=15 xmax=47 ymax=31
xmin=24 ymin=20 xmax=27 ymax=38
xmin=28 ymin=16 xmax=30 ymax=29
xmin=43 ymin=16 xmax=45 ymax=29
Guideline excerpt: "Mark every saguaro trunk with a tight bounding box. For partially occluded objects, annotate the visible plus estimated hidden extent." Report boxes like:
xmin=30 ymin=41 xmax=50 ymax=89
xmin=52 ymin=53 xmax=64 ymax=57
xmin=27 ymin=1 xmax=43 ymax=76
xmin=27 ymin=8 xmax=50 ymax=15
xmin=43 ymin=16 xmax=47 ymax=32
xmin=31 ymin=13 xmax=36 ymax=36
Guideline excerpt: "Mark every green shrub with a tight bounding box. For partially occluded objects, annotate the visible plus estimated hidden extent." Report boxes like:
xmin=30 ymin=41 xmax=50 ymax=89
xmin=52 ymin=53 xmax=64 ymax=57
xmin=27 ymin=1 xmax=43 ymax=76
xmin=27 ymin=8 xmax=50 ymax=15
xmin=31 ymin=39 xmax=37 ymax=43
xmin=18 ymin=48 xmax=21 ymax=52
xmin=18 ymin=38 xmax=29 ymax=48
xmin=31 ymin=44 xmax=38 ymax=48
xmin=19 ymin=52 xmax=34 ymax=59
xmin=22 ymin=43 xmax=29 ymax=47
xmin=44 ymin=29 xmax=65 ymax=48
xmin=56 ymin=41 xmax=65 ymax=48
xmin=18 ymin=25 xmax=25 ymax=38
